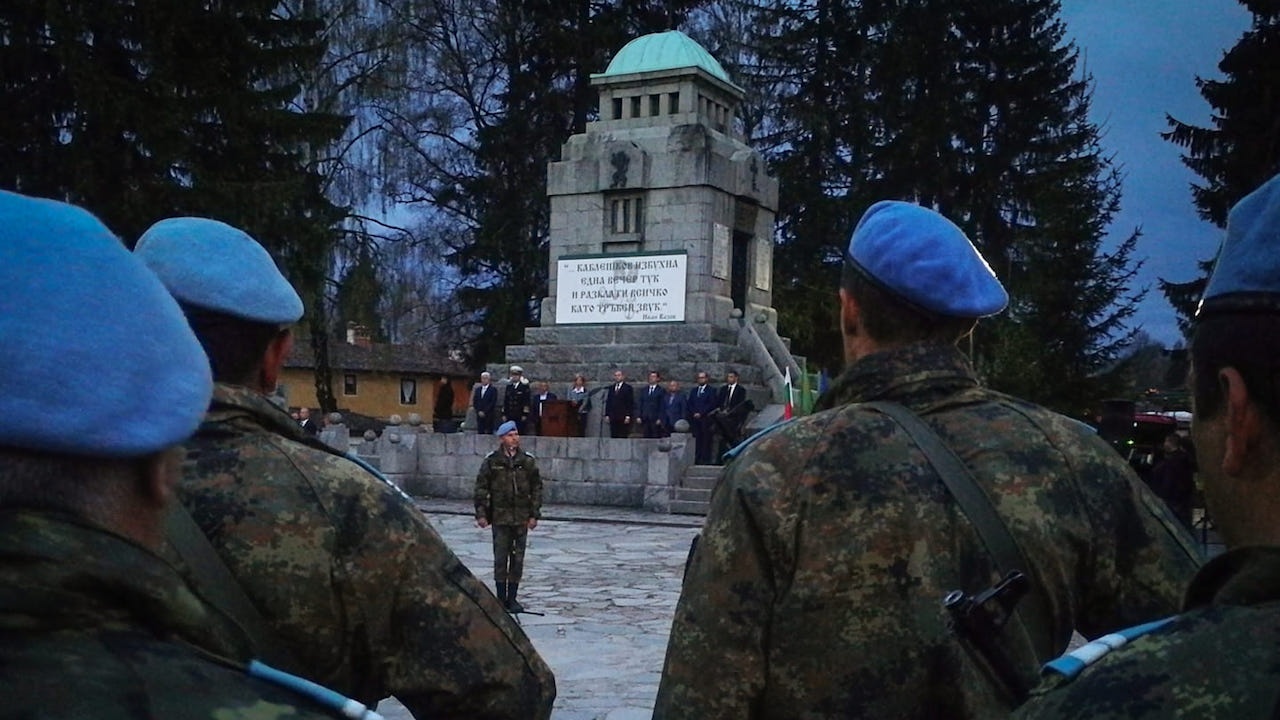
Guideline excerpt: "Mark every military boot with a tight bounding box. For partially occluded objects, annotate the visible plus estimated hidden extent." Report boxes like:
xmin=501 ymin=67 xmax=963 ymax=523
xmin=506 ymin=582 xmax=524 ymax=613
xmin=496 ymin=582 xmax=508 ymax=607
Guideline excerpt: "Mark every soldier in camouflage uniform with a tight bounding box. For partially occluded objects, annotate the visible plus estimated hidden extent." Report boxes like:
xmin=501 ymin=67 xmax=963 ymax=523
xmin=135 ymin=218 xmax=555 ymax=720
xmin=1015 ymin=173 xmax=1280 ymax=719
xmin=0 ymin=191 xmax=353 ymax=719
xmin=475 ymin=420 xmax=544 ymax=613
xmin=653 ymin=201 xmax=1202 ymax=719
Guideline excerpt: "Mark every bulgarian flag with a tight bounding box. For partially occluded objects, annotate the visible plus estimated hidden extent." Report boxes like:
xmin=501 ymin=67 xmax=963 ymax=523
xmin=783 ymin=366 xmax=794 ymax=420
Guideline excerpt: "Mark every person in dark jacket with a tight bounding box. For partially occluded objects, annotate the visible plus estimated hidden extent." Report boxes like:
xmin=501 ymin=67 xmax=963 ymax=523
xmin=604 ymin=369 xmax=635 ymax=439
xmin=687 ymin=371 xmax=719 ymax=464
xmin=433 ymin=377 xmax=456 ymax=433
xmin=1148 ymin=433 xmax=1196 ymax=529
xmin=638 ymin=371 xmax=666 ymax=438
xmin=472 ymin=372 xmax=498 ymax=435
xmin=662 ymin=380 xmax=689 ymax=438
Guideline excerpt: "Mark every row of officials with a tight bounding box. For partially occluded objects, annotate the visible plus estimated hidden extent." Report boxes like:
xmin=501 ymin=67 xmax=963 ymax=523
xmin=470 ymin=366 xmax=755 ymax=464
xmin=6 ymin=173 xmax=1280 ymax=718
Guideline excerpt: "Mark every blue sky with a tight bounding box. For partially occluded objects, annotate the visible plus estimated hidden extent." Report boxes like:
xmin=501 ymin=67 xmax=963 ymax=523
xmin=1058 ymin=0 xmax=1252 ymax=347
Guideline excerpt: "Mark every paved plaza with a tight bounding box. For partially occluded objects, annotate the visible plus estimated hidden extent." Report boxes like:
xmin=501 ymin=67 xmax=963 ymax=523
xmin=376 ymin=500 xmax=703 ymax=720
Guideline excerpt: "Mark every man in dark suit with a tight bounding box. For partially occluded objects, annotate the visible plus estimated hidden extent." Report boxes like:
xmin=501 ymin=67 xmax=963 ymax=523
xmin=661 ymin=380 xmax=688 ymax=439
xmin=638 ymin=371 xmax=666 ymax=438
xmin=529 ymin=381 xmax=557 ymax=435
xmin=472 ymin=371 xmax=498 ymax=435
xmin=298 ymin=407 xmax=320 ymax=436
xmin=687 ymin=371 xmax=719 ymax=464
xmin=715 ymin=370 xmax=753 ymax=458
xmin=604 ymin=369 xmax=635 ymax=439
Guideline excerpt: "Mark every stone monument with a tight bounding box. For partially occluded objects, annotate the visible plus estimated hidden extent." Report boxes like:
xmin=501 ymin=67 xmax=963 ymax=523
xmin=490 ymin=29 xmax=801 ymax=433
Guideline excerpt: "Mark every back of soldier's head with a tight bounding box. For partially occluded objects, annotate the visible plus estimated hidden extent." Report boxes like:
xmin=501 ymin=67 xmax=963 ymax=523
xmin=1192 ymin=173 xmax=1280 ymax=428
xmin=135 ymin=218 xmax=303 ymax=385
xmin=0 ymin=192 xmax=211 ymax=517
xmin=841 ymin=201 xmax=1007 ymax=344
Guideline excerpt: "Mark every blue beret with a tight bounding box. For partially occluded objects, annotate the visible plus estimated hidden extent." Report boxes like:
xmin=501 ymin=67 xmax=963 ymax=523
xmin=847 ymin=201 xmax=1008 ymax=317
xmin=1201 ymin=173 xmax=1280 ymax=314
xmin=496 ymin=420 xmax=519 ymax=436
xmin=135 ymin=217 xmax=304 ymax=324
xmin=0 ymin=191 xmax=212 ymax=457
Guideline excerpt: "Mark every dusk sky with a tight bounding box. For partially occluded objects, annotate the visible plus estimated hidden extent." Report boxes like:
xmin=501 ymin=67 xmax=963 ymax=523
xmin=1058 ymin=0 xmax=1252 ymax=348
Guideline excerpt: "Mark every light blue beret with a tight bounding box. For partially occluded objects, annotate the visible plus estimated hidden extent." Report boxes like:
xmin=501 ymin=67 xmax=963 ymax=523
xmin=135 ymin=217 xmax=304 ymax=324
xmin=496 ymin=420 xmax=519 ymax=436
xmin=0 ymin=191 xmax=212 ymax=457
xmin=847 ymin=201 xmax=1008 ymax=317
xmin=1201 ymin=172 xmax=1280 ymax=314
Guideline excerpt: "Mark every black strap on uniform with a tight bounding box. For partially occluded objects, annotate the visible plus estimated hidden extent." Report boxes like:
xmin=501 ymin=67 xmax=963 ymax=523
xmin=165 ymin=502 xmax=302 ymax=673
xmin=863 ymin=401 xmax=1054 ymax=663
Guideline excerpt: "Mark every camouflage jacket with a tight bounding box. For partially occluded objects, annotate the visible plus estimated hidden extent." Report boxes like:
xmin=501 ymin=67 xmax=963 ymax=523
xmin=173 ymin=383 xmax=555 ymax=720
xmin=475 ymin=448 xmax=543 ymax=526
xmin=653 ymin=343 xmax=1202 ymax=720
xmin=0 ymin=510 xmax=339 ymax=719
xmin=1015 ymin=545 xmax=1280 ymax=719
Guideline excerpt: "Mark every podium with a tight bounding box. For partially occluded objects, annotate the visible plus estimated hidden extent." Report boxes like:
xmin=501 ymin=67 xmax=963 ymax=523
xmin=539 ymin=399 xmax=578 ymax=437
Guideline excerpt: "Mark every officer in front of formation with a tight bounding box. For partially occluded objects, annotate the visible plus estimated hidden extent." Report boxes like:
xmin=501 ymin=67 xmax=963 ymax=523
xmin=654 ymin=200 xmax=1202 ymax=719
xmin=134 ymin=217 xmax=555 ymax=720
xmin=0 ymin=191 xmax=364 ymax=718
xmin=1015 ymin=172 xmax=1280 ymax=719
xmin=475 ymin=420 xmax=544 ymax=614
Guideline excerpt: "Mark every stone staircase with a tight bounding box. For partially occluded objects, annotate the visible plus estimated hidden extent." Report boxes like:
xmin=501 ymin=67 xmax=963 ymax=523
xmin=670 ymin=464 xmax=721 ymax=515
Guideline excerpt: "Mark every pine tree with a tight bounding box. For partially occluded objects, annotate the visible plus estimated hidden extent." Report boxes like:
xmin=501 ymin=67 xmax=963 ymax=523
xmin=0 ymin=0 xmax=350 ymax=410
xmin=723 ymin=0 xmax=1141 ymax=413
xmin=1160 ymin=0 xmax=1280 ymax=337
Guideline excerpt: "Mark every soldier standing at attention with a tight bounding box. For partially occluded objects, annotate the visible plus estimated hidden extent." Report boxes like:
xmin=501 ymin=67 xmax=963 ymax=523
xmin=1015 ymin=173 xmax=1280 ymax=719
xmin=475 ymin=421 xmax=544 ymax=613
xmin=135 ymin=217 xmax=555 ymax=720
xmin=0 ymin=191 xmax=365 ymax=719
xmin=653 ymin=200 xmax=1201 ymax=719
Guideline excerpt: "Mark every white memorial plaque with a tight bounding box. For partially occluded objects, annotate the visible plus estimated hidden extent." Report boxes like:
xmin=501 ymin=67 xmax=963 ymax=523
xmin=754 ymin=238 xmax=772 ymax=291
xmin=712 ymin=223 xmax=730 ymax=279
xmin=556 ymin=252 xmax=687 ymax=324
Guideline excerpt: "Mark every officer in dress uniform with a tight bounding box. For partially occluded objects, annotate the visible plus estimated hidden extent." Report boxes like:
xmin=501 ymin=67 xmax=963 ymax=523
xmin=1015 ymin=172 xmax=1280 ymax=719
xmin=654 ymin=200 xmax=1201 ymax=719
xmin=0 ymin=191 xmax=367 ymax=719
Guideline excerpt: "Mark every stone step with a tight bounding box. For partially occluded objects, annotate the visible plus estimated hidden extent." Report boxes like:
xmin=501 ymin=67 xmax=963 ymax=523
xmin=487 ymin=361 xmax=766 ymax=389
xmin=669 ymin=498 xmax=710 ymax=515
xmin=524 ymin=323 xmax=739 ymax=347
xmin=681 ymin=465 xmax=722 ymax=490
xmin=505 ymin=341 xmax=749 ymax=366
xmin=673 ymin=486 xmax=711 ymax=503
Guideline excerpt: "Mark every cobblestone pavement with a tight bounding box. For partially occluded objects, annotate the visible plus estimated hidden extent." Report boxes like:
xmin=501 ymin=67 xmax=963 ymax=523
xmin=376 ymin=501 xmax=702 ymax=720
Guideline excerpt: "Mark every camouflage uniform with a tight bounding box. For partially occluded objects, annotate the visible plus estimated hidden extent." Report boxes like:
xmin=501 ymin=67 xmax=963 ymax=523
xmin=654 ymin=343 xmax=1202 ymax=719
xmin=1014 ymin=545 xmax=1280 ymax=719
xmin=0 ymin=510 xmax=338 ymax=719
xmin=176 ymin=383 xmax=555 ymax=720
xmin=474 ymin=447 xmax=543 ymax=586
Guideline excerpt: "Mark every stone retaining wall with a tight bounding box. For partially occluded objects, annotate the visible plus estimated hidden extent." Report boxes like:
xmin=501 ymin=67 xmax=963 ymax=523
xmin=341 ymin=417 xmax=695 ymax=513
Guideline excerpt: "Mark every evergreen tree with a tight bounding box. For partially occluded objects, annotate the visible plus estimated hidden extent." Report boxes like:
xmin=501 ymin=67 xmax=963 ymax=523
xmin=725 ymin=0 xmax=1140 ymax=413
xmin=1160 ymin=0 xmax=1280 ymax=337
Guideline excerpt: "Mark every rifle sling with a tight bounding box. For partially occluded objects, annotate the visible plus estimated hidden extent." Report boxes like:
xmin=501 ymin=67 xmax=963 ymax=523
xmin=165 ymin=502 xmax=301 ymax=673
xmin=863 ymin=400 xmax=1054 ymax=663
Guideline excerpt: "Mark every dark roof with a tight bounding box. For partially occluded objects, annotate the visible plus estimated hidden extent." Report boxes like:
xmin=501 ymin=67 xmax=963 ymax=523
xmin=286 ymin=339 xmax=471 ymax=377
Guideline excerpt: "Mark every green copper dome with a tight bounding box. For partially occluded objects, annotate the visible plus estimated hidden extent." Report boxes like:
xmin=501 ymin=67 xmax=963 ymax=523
xmin=599 ymin=30 xmax=733 ymax=84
